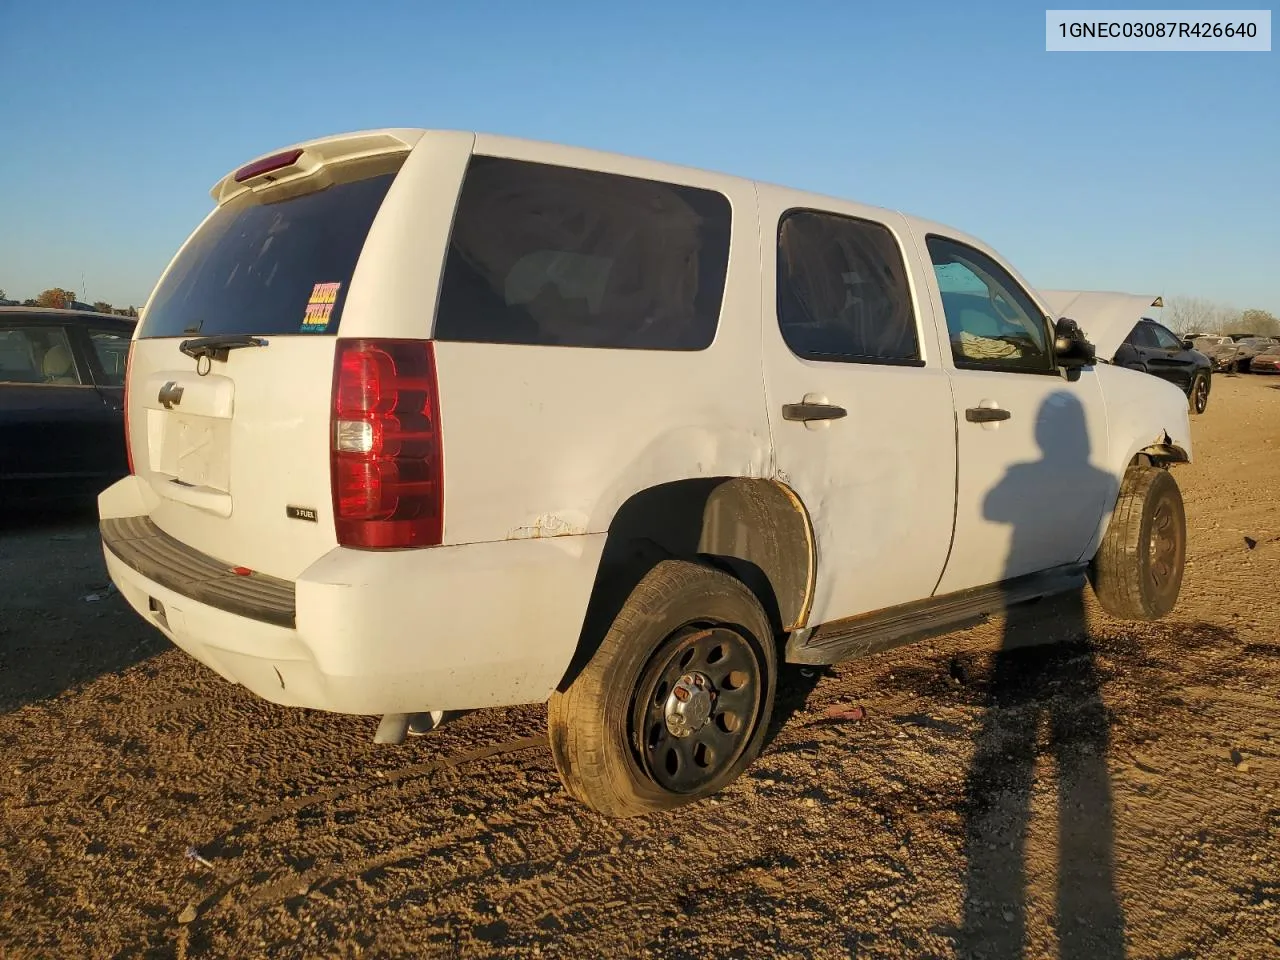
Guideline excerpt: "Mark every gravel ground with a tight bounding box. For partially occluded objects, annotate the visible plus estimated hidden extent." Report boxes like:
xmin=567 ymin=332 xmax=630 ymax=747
xmin=2 ymin=375 xmax=1278 ymax=959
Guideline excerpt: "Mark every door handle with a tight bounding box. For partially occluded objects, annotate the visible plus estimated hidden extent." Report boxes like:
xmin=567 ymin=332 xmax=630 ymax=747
xmin=783 ymin=402 xmax=847 ymax=423
xmin=965 ymin=406 xmax=1011 ymax=423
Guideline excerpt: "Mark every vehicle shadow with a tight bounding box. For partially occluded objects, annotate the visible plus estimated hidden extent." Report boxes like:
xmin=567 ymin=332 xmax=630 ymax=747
xmin=0 ymin=500 xmax=159 ymax=712
xmin=957 ymin=392 xmax=1125 ymax=959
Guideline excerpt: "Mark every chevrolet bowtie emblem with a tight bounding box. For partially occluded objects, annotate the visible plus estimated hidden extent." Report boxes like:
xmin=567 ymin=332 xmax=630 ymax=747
xmin=158 ymin=381 xmax=184 ymax=410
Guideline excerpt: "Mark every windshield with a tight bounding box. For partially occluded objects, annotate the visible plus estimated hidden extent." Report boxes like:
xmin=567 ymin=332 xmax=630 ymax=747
xmin=140 ymin=156 xmax=404 ymax=338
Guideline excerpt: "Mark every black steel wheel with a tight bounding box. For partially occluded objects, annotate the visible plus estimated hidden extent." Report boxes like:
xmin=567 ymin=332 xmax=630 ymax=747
xmin=547 ymin=560 xmax=777 ymax=818
xmin=631 ymin=624 xmax=765 ymax=795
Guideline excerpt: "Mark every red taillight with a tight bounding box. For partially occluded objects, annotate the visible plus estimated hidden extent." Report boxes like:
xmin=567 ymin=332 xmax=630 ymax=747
xmin=331 ymin=339 xmax=443 ymax=549
xmin=123 ymin=341 xmax=135 ymax=475
xmin=233 ymin=148 xmax=304 ymax=183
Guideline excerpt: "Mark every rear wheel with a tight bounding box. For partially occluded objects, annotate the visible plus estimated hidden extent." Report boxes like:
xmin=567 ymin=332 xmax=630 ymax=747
xmin=547 ymin=560 xmax=776 ymax=818
xmin=1089 ymin=464 xmax=1186 ymax=620
xmin=1189 ymin=372 xmax=1210 ymax=414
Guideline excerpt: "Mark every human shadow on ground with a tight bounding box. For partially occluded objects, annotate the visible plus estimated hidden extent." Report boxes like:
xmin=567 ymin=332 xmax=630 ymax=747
xmin=957 ymin=391 xmax=1126 ymax=959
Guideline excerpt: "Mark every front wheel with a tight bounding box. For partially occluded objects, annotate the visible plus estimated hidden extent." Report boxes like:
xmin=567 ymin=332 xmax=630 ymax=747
xmin=1189 ymin=372 xmax=1210 ymax=414
xmin=548 ymin=560 xmax=777 ymax=818
xmin=1089 ymin=464 xmax=1186 ymax=620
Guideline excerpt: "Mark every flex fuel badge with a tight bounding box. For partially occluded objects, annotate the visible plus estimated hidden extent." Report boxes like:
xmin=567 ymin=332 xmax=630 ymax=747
xmin=301 ymin=282 xmax=341 ymax=332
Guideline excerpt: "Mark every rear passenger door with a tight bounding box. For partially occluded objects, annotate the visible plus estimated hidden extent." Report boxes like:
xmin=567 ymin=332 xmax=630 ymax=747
xmin=77 ymin=324 xmax=131 ymax=476
xmin=759 ymin=194 xmax=959 ymax=625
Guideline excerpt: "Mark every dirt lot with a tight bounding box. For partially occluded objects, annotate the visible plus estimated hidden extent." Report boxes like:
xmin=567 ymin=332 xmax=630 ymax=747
xmin=2 ymin=376 xmax=1278 ymax=960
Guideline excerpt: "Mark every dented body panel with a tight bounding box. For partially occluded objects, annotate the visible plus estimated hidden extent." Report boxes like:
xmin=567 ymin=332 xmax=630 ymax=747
xmin=101 ymin=127 xmax=1191 ymax=717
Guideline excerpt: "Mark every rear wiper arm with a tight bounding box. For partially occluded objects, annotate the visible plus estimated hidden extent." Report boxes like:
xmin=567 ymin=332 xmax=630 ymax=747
xmin=179 ymin=335 xmax=269 ymax=363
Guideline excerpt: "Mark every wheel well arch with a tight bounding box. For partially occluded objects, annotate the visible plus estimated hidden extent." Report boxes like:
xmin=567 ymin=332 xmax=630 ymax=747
xmin=1135 ymin=437 xmax=1190 ymax=468
xmin=556 ymin=477 xmax=815 ymax=691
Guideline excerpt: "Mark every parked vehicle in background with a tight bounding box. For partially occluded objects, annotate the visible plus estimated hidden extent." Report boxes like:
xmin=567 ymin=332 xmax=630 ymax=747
xmin=1038 ymin=299 xmax=1213 ymax=415
xmin=98 ymin=128 xmax=1193 ymax=817
xmin=1249 ymin=345 xmax=1280 ymax=374
xmin=1191 ymin=335 xmax=1242 ymax=373
xmin=1229 ymin=336 xmax=1276 ymax=373
xmin=0 ymin=308 xmax=133 ymax=510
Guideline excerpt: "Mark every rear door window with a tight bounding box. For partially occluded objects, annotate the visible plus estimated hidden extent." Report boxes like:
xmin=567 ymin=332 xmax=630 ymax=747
xmin=139 ymin=156 xmax=405 ymax=338
xmin=776 ymin=210 xmax=921 ymax=364
xmin=88 ymin=328 xmax=131 ymax=385
xmin=434 ymin=156 xmax=732 ymax=350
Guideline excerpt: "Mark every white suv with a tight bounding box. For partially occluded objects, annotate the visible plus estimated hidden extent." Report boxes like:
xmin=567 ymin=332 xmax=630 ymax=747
xmin=100 ymin=129 xmax=1191 ymax=817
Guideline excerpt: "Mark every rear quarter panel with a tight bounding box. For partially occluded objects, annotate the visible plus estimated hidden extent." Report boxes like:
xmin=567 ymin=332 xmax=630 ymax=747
xmin=359 ymin=134 xmax=772 ymax=546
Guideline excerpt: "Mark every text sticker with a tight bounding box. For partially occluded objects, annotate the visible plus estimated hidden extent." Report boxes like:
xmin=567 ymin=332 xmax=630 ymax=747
xmin=301 ymin=282 xmax=341 ymax=332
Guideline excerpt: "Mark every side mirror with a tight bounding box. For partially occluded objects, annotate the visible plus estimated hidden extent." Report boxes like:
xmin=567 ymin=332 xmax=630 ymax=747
xmin=1181 ymin=338 xmax=1195 ymax=351
xmin=1053 ymin=317 xmax=1096 ymax=368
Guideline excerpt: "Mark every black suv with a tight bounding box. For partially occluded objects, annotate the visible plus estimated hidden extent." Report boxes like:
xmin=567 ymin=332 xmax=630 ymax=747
xmin=1115 ymin=317 xmax=1213 ymax=414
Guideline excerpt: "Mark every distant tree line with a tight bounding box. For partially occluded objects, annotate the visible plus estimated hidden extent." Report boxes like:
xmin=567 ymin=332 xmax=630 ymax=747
xmin=0 ymin=286 xmax=139 ymax=317
xmin=1163 ymin=297 xmax=1279 ymax=337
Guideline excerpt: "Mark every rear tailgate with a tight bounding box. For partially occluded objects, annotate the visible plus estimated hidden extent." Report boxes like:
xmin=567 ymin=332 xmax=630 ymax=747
xmin=126 ymin=133 xmax=417 ymax=581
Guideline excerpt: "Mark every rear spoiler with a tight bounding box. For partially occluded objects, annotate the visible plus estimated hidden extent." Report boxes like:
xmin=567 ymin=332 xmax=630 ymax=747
xmin=209 ymin=128 xmax=427 ymax=206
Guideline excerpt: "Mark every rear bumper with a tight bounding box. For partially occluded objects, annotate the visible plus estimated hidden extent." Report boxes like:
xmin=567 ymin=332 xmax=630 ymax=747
xmin=99 ymin=478 xmax=606 ymax=716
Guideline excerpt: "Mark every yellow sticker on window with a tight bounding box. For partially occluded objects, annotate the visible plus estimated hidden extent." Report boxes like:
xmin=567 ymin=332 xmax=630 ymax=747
xmin=301 ymin=282 xmax=341 ymax=332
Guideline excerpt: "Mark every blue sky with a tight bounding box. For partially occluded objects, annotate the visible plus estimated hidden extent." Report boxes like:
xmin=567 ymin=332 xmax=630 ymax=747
xmin=1 ymin=0 xmax=1276 ymax=313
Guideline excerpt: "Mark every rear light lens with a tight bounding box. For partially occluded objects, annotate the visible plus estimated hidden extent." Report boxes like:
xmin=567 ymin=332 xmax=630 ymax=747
xmin=331 ymin=339 xmax=443 ymax=549
xmin=234 ymin=148 xmax=304 ymax=183
xmin=123 ymin=341 xmax=135 ymax=474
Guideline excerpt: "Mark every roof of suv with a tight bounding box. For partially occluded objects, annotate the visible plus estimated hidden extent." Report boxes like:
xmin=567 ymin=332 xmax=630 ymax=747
xmin=0 ymin=306 xmax=135 ymax=326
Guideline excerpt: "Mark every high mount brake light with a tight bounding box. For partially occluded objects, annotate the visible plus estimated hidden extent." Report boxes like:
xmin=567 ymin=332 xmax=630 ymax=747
xmin=330 ymin=339 xmax=444 ymax=549
xmin=233 ymin=148 xmax=304 ymax=183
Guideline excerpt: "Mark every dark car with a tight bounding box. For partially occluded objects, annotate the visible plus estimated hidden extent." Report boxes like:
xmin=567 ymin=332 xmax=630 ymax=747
xmin=1190 ymin=335 xmax=1242 ymax=373
xmin=1250 ymin=344 xmax=1280 ymax=374
xmin=1114 ymin=317 xmax=1213 ymax=414
xmin=0 ymin=308 xmax=133 ymax=509
xmin=1231 ymin=336 xmax=1280 ymax=373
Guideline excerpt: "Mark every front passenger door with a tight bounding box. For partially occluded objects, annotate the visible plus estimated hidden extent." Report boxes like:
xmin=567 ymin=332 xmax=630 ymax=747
xmin=923 ymin=235 xmax=1112 ymax=595
xmin=1145 ymin=321 xmax=1197 ymax=391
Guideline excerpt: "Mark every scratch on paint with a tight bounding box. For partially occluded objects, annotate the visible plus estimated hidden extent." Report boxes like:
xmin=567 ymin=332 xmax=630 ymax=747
xmin=507 ymin=514 xmax=586 ymax=540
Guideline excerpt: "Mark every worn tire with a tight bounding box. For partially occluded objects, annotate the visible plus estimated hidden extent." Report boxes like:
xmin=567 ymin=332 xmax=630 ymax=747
xmin=1089 ymin=464 xmax=1186 ymax=620
xmin=547 ymin=560 xmax=777 ymax=818
xmin=1189 ymin=372 xmax=1210 ymax=415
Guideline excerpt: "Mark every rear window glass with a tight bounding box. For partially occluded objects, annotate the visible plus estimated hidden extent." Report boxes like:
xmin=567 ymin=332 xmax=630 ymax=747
xmin=139 ymin=157 xmax=404 ymax=338
xmin=435 ymin=156 xmax=732 ymax=350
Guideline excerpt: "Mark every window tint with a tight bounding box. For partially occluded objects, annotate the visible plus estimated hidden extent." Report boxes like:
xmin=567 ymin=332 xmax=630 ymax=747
xmin=0 ymin=327 xmax=82 ymax=385
xmin=776 ymin=211 xmax=920 ymax=363
xmin=90 ymin=329 xmax=130 ymax=385
xmin=927 ymin=237 xmax=1052 ymax=372
xmin=434 ymin=157 xmax=732 ymax=350
xmin=1126 ymin=323 xmax=1158 ymax=348
xmin=140 ymin=156 xmax=405 ymax=338
xmin=1150 ymin=324 xmax=1184 ymax=351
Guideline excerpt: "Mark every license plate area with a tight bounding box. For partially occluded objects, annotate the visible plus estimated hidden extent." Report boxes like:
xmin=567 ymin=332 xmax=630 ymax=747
xmin=152 ymin=412 xmax=232 ymax=493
